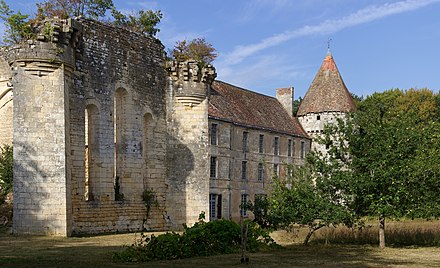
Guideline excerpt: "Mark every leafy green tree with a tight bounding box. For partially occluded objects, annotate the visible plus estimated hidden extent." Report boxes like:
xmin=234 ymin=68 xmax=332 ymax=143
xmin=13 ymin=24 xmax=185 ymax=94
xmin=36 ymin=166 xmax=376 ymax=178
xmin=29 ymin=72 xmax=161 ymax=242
xmin=170 ymin=37 xmax=218 ymax=66
xmin=323 ymin=89 xmax=440 ymax=248
xmin=266 ymin=164 xmax=355 ymax=245
xmin=0 ymin=0 xmax=33 ymax=44
xmin=111 ymin=8 xmax=162 ymax=37
xmin=292 ymin=97 xmax=302 ymax=116
xmin=35 ymin=0 xmax=114 ymax=20
xmin=0 ymin=145 xmax=13 ymax=204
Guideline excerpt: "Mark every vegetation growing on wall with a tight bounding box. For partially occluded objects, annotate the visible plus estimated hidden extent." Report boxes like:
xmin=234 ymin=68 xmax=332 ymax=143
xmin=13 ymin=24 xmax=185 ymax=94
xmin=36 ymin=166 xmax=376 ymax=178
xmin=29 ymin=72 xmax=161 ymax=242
xmin=0 ymin=145 xmax=12 ymax=205
xmin=169 ymin=37 xmax=218 ymax=66
xmin=0 ymin=0 xmax=162 ymax=44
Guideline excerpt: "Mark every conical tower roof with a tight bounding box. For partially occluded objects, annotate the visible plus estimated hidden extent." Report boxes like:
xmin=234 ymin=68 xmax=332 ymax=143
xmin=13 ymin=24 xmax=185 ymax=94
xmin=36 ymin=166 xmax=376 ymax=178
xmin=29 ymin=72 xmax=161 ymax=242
xmin=297 ymin=50 xmax=356 ymax=116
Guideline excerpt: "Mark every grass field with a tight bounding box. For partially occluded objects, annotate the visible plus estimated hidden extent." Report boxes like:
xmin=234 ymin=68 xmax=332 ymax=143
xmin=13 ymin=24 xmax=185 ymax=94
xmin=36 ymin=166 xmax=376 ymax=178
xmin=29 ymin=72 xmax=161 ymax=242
xmin=1 ymin=221 xmax=440 ymax=268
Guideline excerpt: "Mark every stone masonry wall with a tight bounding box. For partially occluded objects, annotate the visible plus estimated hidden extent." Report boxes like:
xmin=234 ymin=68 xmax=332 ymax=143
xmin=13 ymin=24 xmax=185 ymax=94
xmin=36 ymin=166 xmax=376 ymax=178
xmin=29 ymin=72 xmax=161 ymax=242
xmin=166 ymin=61 xmax=216 ymax=228
xmin=209 ymin=120 xmax=310 ymax=221
xmin=298 ymin=111 xmax=345 ymax=153
xmin=69 ymin=20 xmax=168 ymax=234
xmin=0 ymin=55 xmax=12 ymax=147
xmin=7 ymin=20 xmax=77 ymax=234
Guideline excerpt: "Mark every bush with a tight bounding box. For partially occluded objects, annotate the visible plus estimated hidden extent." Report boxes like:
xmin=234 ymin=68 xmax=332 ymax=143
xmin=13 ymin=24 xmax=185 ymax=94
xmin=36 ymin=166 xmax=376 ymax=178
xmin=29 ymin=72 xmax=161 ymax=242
xmin=113 ymin=218 xmax=279 ymax=263
xmin=0 ymin=145 xmax=13 ymax=204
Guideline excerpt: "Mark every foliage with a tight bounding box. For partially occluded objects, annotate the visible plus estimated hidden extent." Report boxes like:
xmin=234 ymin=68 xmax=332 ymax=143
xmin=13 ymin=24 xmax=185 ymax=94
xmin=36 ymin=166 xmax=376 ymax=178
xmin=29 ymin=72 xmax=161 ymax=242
xmin=292 ymin=97 xmax=302 ymax=116
xmin=0 ymin=0 xmax=34 ymax=44
xmin=0 ymin=0 xmax=162 ymax=43
xmin=263 ymin=164 xmax=355 ymax=245
xmin=112 ymin=8 xmax=162 ymax=37
xmin=114 ymin=176 xmax=124 ymax=201
xmin=35 ymin=0 xmax=114 ymax=20
xmin=170 ymin=37 xmax=218 ymax=66
xmin=141 ymin=188 xmax=158 ymax=217
xmin=113 ymin=217 xmax=278 ymax=262
xmin=0 ymin=145 xmax=13 ymax=205
xmin=318 ymin=88 xmax=440 ymax=247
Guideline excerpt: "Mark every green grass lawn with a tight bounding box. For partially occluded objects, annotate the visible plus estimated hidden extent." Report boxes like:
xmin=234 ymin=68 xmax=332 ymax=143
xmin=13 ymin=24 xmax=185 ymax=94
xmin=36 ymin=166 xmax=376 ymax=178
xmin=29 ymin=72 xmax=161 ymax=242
xmin=1 ymin=222 xmax=440 ymax=267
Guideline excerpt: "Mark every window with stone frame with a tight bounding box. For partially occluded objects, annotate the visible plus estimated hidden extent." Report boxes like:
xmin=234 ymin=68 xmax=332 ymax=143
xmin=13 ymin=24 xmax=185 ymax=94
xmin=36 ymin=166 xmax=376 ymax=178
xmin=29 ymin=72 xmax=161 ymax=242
xmin=210 ymin=123 xmax=218 ymax=146
xmin=240 ymin=193 xmax=249 ymax=217
xmin=301 ymin=141 xmax=306 ymax=159
xmin=210 ymin=156 xmax=217 ymax=178
xmin=209 ymin=193 xmax=222 ymax=221
xmin=259 ymin=134 xmax=264 ymax=153
xmin=242 ymin=131 xmax=249 ymax=152
xmin=273 ymin=136 xmax=279 ymax=156
xmin=241 ymin=161 xmax=247 ymax=180
xmin=292 ymin=141 xmax=296 ymax=157
xmin=258 ymin=162 xmax=264 ymax=181
xmin=273 ymin=163 xmax=279 ymax=177
xmin=287 ymin=139 xmax=292 ymax=157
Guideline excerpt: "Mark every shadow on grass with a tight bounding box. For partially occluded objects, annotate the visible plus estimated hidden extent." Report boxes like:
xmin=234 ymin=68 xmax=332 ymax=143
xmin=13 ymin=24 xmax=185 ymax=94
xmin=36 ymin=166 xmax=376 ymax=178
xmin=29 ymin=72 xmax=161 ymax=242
xmin=0 ymin=230 xmax=436 ymax=268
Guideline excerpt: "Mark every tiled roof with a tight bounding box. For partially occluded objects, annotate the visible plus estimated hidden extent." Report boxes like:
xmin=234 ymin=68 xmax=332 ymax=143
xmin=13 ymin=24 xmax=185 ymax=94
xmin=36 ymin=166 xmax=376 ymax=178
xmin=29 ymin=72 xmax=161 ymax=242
xmin=209 ymin=81 xmax=308 ymax=138
xmin=297 ymin=50 xmax=356 ymax=116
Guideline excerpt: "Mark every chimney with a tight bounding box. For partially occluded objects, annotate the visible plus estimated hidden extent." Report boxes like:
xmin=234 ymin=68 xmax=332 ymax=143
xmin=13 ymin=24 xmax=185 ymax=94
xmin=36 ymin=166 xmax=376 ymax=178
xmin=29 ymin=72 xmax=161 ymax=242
xmin=276 ymin=87 xmax=294 ymax=116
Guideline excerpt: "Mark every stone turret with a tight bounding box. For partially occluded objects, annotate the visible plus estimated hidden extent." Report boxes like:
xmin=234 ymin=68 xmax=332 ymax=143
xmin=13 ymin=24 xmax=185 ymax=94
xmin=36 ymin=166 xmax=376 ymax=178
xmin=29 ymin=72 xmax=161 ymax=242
xmin=297 ymin=50 xmax=356 ymax=152
xmin=8 ymin=18 xmax=81 ymax=236
xmin=166 ymin=60 xmax=216 ymax=228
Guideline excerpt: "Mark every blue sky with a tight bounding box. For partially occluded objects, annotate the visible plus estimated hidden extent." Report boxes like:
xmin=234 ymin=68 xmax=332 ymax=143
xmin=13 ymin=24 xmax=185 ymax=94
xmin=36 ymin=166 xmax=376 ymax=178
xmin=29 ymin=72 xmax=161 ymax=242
xmin=5 ymin=0 xmax=440 ymax=99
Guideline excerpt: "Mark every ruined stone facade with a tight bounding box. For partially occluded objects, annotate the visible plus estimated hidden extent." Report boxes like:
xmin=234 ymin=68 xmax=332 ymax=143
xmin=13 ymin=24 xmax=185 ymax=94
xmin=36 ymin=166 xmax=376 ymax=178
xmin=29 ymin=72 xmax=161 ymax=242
xmin=0 ymin=18 xmax=360 ymax=236
xmin=0 ymin=50 xmax=12 ymax=147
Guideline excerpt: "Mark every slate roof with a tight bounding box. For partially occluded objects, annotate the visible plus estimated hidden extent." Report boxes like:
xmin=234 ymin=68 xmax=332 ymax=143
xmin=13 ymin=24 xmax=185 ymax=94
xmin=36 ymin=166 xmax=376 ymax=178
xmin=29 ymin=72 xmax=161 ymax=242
xmin=209 ymin=80 xmax=308 ymax=138
xmin=297 ymin=50 xmax=356 ymax=116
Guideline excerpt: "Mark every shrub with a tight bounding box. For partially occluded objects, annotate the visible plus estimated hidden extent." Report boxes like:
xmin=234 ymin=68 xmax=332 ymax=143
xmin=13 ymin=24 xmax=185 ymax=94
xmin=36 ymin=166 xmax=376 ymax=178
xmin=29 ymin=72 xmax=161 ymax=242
xmin=0 ymin=145 xmax=13 ymax=204
xmin=113 ymin=217 xmax=279 ymax=262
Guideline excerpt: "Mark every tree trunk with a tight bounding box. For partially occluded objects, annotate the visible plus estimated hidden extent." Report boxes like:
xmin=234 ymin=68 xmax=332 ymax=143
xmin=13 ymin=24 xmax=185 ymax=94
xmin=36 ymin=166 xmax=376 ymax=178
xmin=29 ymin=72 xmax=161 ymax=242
xmin=304 ymin=228 xmax=314 ymax=246
xmin=303 ymin=225 xmax=324 ymax=245
xmin=379 ymin=216 xmax=386 ymax=249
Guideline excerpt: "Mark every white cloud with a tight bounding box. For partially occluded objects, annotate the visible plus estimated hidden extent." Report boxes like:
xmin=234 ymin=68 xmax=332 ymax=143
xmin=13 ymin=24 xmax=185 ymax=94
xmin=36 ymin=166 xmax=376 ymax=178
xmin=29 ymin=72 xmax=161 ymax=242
xmin=217 ymin=54 xmax=308 ymax=93
xmin=220 ymin=0 xmax=440 ymax=66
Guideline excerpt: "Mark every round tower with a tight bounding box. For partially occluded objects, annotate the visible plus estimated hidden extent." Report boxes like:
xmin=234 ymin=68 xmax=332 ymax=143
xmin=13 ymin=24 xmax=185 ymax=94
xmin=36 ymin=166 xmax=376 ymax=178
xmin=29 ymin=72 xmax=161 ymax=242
xmin=297 ymin=50 xmax=356 ymax=153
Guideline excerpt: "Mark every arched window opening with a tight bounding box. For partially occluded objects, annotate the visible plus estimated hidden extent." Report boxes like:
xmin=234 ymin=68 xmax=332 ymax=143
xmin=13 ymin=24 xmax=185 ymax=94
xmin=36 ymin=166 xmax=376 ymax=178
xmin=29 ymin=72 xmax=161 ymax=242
xmin=143 ymin=113 xmax=153 ymax=169
xmin=85 ymin=104 xmax=99 ymax=201
xmin=114 ymin=88 xmax=128 ymax=201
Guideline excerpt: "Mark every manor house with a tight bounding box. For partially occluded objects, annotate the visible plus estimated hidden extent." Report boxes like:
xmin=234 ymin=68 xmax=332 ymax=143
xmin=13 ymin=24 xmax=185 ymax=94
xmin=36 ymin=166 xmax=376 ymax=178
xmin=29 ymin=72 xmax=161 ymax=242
xmin=0 ymin=18 xmax=354 ymax=236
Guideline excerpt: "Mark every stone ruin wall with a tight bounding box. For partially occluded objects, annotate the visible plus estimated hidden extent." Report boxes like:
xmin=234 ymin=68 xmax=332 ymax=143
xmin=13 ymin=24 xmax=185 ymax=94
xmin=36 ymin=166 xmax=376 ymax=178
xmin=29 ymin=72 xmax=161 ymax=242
xmin=69 ymin=20 xmax=171 ymax=234
xmin=7 ymin=18 xmax=179 ymax=235
xmin=0 ymin=52 xmax=13 ymax=147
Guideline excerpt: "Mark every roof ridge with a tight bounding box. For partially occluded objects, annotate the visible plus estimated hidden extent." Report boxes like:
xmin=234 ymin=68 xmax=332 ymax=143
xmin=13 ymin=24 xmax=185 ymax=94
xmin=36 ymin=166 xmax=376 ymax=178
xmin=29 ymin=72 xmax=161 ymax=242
xmin=214 ymin=80 xmax=278 ymax=100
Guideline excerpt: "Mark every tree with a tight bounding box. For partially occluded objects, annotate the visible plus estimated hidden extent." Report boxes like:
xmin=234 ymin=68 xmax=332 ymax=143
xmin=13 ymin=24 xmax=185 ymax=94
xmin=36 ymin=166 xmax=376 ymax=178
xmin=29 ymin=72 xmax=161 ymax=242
xmin=170 ymin=38 xmax=217 ymax=66
xmin=265 ymin=164 xmax=355 ymax=245
xmin=111 ymin=8 xmax=162 ymax=37
xmin=35 ymin=0 xmax=114 ymax=20
xmin=324 ymin=89 xmax=440 ymax=248
xmin=0 ymin=0 xmax=163 ymax=44
xmin=0 ymin=0 xmax=33 ymax=44
xmin=0 ymin=145 xmax=13 ymax=204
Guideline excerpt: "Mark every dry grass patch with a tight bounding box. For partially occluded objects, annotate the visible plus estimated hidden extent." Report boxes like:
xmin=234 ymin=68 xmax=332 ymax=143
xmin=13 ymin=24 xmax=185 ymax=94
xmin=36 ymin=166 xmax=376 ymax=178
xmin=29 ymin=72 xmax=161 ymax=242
xmin=1 ymin=220 xmax=440 ymax=267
